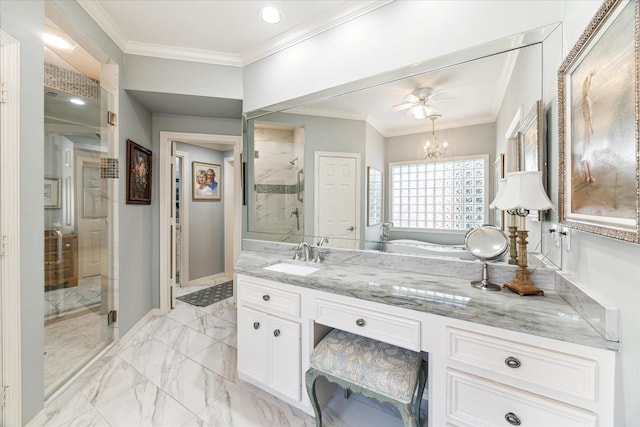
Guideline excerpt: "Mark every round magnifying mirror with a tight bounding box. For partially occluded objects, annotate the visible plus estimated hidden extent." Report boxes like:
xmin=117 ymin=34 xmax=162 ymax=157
xmin=464 ymin=225 xmax=509 ymax=291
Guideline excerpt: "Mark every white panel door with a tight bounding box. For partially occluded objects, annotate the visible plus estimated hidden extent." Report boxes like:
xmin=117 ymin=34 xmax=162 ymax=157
xmin=76 ymin=155 xmax=107 ymax=278
xmin=316 ymin=153 xmax=359 ymax=249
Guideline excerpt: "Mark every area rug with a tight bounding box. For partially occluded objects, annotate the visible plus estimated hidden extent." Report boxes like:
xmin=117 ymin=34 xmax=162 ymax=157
xmin=177 ymin=281 xmax=233 ymax=307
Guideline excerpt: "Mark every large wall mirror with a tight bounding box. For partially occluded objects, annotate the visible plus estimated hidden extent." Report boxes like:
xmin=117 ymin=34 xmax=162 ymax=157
xmin=244 ymin=22 xmax=561 ymax=264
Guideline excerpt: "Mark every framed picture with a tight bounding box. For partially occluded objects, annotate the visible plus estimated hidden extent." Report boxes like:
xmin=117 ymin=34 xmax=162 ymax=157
xmin=518 ymin=100 xmax=545 ymax=220
xmin=126 ymin=139 xmax=152 ymax=205
xmin=192 ymin=161 xmax=221 ymax=201
xmin=494 ymin=153 xmax=505 ymax=229
xmin=558 ymin=0 xmax=639 ymax=243
xmin=367 ymin=166 xmax=382 ymax=226
xmin=44 ymin=177 xmax=61 ymax=209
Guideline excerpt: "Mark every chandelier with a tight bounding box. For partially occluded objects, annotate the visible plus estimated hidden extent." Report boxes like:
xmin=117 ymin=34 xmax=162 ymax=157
xmin=424 ymin=115 xmax=448 ymax=160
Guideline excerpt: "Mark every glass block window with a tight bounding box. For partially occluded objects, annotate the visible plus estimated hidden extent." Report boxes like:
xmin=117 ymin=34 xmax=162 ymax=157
xmin=390 ymin=156 xmax=487 ymax=230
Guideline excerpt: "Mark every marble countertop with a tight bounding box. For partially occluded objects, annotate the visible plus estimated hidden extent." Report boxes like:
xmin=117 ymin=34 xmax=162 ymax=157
xmin=234 ymin=250 xmax=618 ymax=351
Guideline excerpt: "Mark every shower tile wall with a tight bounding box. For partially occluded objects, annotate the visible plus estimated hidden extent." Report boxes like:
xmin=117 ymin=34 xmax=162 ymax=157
xmin=254 ymin=127 xmax=304 ymax=241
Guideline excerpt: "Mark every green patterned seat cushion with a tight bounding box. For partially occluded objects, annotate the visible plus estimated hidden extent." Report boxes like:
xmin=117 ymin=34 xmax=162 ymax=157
xmin=310 ymin=329 xmax=422 ymax=403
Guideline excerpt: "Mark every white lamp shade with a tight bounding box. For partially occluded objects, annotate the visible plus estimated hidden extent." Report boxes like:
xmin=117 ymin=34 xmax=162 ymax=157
xmin=491 ymin=171 xmax=554 ymax=211
xmin=489 ymin=178 xmax=507 ymax=209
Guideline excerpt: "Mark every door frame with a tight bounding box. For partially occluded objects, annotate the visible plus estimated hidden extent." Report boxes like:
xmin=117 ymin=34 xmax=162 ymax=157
xmin=224 ymin=156 xmax=235 ymax=275
xmin=313 ymin=151 xmax=361 ymax=245
xmin=159 ymin=132 xmax=241 ymax=314
xmin=175 ymin=149 xmax=189 ymax=287
xmin=0 ymin=29 xmax=22 ymax=427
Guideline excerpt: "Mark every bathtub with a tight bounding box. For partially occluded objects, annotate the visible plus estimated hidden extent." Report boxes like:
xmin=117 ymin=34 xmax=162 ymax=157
xmin=383 ymin=239 xmax=474 ymax=260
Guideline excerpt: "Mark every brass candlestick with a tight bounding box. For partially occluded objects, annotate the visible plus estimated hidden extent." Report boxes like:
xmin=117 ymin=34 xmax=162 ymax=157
xmin=507 ymin=225 xmax=518 ymax=265
xmin=503 ymin=230 xmax=544 ymax=296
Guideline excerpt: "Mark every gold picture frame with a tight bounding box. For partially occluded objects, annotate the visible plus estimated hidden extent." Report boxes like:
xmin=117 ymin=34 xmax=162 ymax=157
xmin=558 ymin=0 xmax=639 ymax=243
xmin=192 ymin=161 xmax=221 ymax=201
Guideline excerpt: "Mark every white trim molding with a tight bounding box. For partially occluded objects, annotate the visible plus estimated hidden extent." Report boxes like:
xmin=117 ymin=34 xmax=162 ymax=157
xmin=0 ymin=29 xmax=22 ymax=427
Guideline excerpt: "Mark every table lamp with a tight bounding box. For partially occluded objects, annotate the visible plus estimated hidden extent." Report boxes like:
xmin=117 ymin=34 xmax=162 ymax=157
xmin=490 ymin=178 xmax=518 ymax=265
xmin=489 ymin=171 xmax=554 ymax=296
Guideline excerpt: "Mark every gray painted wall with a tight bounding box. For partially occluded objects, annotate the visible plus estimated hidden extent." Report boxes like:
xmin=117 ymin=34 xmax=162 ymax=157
xmin=176 ymin=142 xmax=226 ymax=280
xmin=364 ymin=123 xmax=386 ymax=249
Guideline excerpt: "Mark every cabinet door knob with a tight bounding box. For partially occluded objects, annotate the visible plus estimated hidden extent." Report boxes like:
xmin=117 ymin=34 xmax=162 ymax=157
xmin=273 ymin=329 xmax=280 ymax=337
xmin=253 ymin=322 xmax=260 ymax=330
xmin=355 ymin=318 xmax=366 ymax=327
xmin=262 ymin=294 xmax=270 ymax=301
xmin=504 ymin=412 xmax=521 ymax=426
xmin=504 ymin=356 xmax=521 ymax=368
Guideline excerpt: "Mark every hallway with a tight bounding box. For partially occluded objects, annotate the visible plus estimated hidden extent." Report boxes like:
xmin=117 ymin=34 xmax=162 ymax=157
xmin=34 ymin=279 xmax=422 ymax=426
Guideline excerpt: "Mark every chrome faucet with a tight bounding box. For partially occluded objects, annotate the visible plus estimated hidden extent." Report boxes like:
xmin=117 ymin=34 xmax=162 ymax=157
xmin=293 ymin=242 xmax=312 ymax=261
xmin=313 ymin=237 xmax=329 ymax=263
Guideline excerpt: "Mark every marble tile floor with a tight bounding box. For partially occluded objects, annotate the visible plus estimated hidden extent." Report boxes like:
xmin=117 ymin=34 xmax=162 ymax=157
xmin=45 ymin=275 xmax=103 ymax=318
xmin=35 ymin=279 xmax=427 ymax=427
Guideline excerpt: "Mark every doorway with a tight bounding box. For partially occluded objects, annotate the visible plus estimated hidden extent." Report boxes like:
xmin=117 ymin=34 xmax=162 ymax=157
xmin=159 ymin=132 xmax=242 ymax=314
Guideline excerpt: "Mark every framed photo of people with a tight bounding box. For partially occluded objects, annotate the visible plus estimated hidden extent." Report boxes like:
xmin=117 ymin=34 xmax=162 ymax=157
xmin=192 ymin=161 xmax=221 ymax=201
xmin=126 ymin=139 xmax=152 ymax=205
xmin=558 ymin=0 xmax=639 ymax=243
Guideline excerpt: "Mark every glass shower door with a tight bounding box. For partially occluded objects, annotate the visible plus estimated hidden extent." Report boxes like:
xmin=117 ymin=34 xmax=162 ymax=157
xmin=43 ymin=83 xmax=115 ymax=398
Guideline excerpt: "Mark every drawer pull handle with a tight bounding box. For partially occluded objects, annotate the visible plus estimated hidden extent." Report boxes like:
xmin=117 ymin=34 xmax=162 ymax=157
xmin=253 ymin=322 xmax=260 ymax=330
xmin=505 ymin=356 xmax=521 ymax=368
xmin=505 ymin=412 xmax=521 ymax=426
xmin=355 ymin=318 xmax=366 ymax=327
xmin=262 ymin=294 xmax=270 ymax=301
xmin=273 ymin=329 xmax=280 ymax=337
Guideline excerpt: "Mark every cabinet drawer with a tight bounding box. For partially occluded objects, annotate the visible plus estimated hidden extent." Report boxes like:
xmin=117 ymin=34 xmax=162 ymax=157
xmin=447 ymin=327 xmax=598 ymax=402
xmin=447 ymin=369 xmax=596 ymax=427
xmin=315 ymin=298 xmax=420 ymax=351
xmin=238 ymin=278 xmax=300 ymax=318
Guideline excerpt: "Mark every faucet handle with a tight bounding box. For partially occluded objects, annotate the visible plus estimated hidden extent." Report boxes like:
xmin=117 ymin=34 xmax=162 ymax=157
xmin=292 ymin=247 xmax=301 ymax=260
xmin=313 ymin=249 xmax=326 ymax=263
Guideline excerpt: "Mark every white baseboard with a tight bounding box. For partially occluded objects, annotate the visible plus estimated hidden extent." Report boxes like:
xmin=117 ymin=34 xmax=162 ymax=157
xmin=187 ymin=272 xmax=229 ymax=287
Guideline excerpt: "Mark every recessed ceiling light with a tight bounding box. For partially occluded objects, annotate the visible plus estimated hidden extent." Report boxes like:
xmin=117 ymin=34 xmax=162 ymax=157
xmin=259 ymin=6 xmax=282 ymax=24
xmin=69 ymin=98 xmax=85 ymax=106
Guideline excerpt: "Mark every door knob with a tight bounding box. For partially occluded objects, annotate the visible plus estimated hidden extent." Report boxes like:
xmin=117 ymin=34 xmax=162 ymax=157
xmin=346 ymin=226 xmax=355 ymax=231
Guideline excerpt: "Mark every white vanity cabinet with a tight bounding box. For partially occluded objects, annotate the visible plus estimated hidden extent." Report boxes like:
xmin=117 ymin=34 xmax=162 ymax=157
xmin=442 ymin=324 xmax=615 ymax=427
xmin=237 ymin=275 xmax=302 ymax=403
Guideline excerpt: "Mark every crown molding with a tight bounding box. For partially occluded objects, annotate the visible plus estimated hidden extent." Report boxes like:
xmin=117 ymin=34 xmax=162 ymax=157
xmin=78 ymin=0 xmax=392 ymax=67
xmin=77 ymin=0 xmax=128 ymax=51
xmin=125 ymin=41 xmax=242 ymax=67
xmin=240 ymin=0 xmax=393 ymax=65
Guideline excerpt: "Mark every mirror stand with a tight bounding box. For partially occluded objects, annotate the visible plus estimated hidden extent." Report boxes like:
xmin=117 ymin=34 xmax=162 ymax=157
xmin=470 ymin=259 xmax=501 ymax=291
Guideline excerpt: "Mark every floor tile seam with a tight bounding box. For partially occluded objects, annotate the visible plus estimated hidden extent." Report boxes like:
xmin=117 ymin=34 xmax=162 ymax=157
xmin=147 ymin=362 xmax=234 ymax=417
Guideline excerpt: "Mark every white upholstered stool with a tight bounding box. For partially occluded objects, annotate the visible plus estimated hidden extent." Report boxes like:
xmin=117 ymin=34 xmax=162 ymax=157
xmin=305 ymin=329 xmax=427 ymax=427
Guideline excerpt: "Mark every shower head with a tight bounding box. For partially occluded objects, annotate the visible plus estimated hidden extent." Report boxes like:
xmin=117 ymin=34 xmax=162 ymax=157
xmin=289 ymin=157 xmax=298 ymax=166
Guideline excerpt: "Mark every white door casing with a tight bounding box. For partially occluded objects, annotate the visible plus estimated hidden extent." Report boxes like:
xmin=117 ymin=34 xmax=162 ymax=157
xmin=159 ymin=132 xmax=241 ymax=314
xmin=175 ymin=150 xmax=189 ymax=288
xmin=314 ymin=152 xmax=360 ymax=249
xmin=224 ymin=157 xmax=235 ymax=277
xmin=0 ymin=29 xmax=21 ymax=427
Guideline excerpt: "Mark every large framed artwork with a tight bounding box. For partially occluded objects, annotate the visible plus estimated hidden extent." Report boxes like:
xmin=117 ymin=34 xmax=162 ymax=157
xmin=558 ymin=0 xmax=639 ymax=243
xmin=126 ymin=139 xmax=152 ymax=205
xmin=192 ymin=161 xmax=221 ymax=201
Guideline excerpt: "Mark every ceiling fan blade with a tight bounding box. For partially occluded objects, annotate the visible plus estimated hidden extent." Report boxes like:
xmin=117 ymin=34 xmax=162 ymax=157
xmin=403 ymin=93 xmax=420 ymax=103
xmin=392 ymin=102 xmax=413 ymax=111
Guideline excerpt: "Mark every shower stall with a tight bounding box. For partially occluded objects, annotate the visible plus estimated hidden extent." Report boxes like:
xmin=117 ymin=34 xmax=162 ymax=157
xmin=251 ymin=123 xmax=305 ymax=242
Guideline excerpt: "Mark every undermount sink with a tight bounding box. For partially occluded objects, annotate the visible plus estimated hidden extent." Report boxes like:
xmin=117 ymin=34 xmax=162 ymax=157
xmin=263 ymin=262 xmax=320 ymax=276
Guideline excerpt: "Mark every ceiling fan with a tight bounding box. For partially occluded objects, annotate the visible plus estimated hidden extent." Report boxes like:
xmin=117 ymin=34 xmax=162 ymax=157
xmin=393 ymin=87 xmax=452 ymax=119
